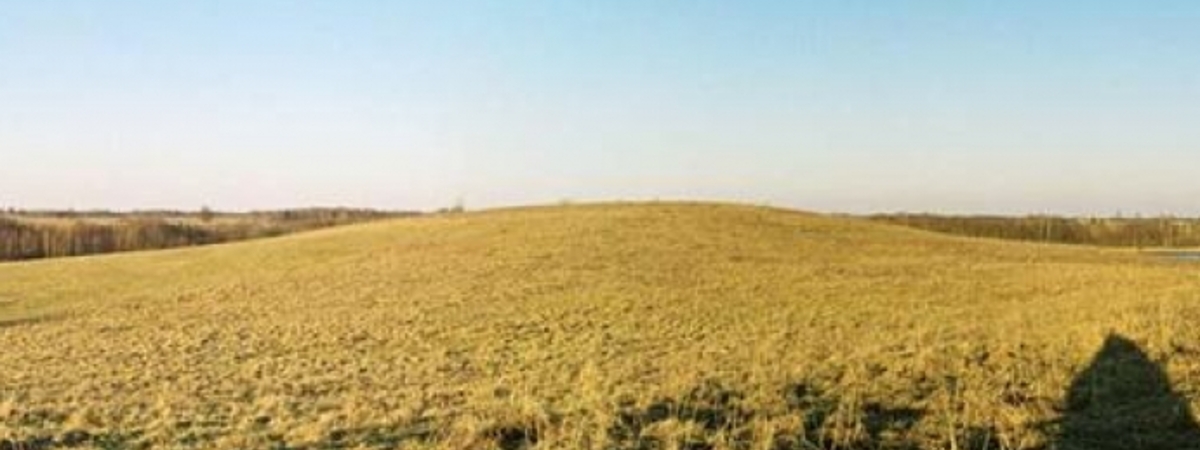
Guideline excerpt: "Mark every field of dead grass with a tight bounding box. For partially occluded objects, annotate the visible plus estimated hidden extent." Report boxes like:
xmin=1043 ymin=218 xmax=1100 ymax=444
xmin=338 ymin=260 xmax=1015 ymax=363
xmin=2 ymin=202 xmax=1199 ymax=449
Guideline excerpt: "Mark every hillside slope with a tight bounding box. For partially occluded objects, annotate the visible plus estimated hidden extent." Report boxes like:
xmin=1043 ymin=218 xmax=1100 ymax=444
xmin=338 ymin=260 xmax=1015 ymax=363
xmin=2 ymin=203 xmax=1198 ymax=449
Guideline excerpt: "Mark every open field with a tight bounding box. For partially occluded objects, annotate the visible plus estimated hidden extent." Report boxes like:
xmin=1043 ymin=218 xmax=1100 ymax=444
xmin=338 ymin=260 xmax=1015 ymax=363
xmin=2 ymin=202 xmax=1199 ymax=449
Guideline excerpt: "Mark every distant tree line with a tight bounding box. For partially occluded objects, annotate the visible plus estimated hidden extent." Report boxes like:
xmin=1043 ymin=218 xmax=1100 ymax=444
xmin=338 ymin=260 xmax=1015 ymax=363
xmin=0 ymin=208 xmax=415 ymax=262
xmin=870 ymin=214 xmax=1200 ymax=248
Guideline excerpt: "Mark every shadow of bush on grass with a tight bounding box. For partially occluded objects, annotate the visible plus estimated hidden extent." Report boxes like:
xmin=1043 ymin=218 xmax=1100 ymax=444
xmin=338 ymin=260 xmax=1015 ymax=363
xmin=265 ymin=421 xmax=441 ymax=450
xmin=0 ymin=430 xmax=144 ymax=450
xmin=606 ymin=380 xmax=755 ymax=450
xmin=10 ymin=335 xmax=1198 ymax=450
xmin=602 ymin=380 xmax=938 ymax=450
xmin=0 ymin=383 xmax=961 ymax=450
xmin=0 ymin=314 xmax=59 ymax=330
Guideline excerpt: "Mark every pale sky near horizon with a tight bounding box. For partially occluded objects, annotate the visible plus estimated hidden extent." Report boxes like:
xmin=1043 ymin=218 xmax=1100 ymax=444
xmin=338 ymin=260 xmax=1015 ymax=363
xmin=2 ymin=1 xmax=1199 ymax=215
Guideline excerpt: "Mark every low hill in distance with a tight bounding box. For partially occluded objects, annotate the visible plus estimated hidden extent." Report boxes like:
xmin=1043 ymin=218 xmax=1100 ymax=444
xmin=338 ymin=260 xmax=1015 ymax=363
xmin=2 ymin=202 xmax=1198 ymax=449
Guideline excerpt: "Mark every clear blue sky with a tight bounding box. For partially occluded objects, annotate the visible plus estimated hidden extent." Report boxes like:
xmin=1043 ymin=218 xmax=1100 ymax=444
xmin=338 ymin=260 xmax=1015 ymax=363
xmin=3 ymin=1 xmax=1198 ymax=214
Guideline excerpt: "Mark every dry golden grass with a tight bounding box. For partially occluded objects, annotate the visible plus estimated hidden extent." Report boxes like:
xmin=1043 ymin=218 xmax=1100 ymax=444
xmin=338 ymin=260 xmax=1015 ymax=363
xmin=1 ymin=202 xmax=1199 ymax=449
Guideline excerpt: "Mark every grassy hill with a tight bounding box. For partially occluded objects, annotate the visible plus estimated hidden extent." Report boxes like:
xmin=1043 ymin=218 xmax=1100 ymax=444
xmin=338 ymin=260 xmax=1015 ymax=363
xmin=1 ymin=202 xmax=1198 ymax=449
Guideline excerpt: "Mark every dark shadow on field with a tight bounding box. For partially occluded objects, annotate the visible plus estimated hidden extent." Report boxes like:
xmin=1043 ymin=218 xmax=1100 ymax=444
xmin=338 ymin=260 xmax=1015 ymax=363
xmin=0 ymin=314 xmax=57 ymax=329
xmin=607 ymin=380 xmax=930 ymax=450
xmin=15 ymin=336 xmax=1199 ymax=449
xmin=1054 ymin=334 xmax=1200 ymax=450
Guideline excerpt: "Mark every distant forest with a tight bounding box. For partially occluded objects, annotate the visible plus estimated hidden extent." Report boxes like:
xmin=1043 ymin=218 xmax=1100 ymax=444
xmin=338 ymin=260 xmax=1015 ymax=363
xmin=870 ymin=214 xmax=1200 ymax=248
xmin=7 ymin=207 xmax=1195 ymax=262
xmin=0 ymin=208 xmax=416 ymax=262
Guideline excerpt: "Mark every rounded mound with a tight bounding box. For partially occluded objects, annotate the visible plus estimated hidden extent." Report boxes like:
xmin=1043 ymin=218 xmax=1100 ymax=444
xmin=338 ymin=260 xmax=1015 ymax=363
xmin=1 ymin=202 xmax=1197 ymax=449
